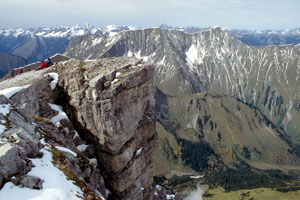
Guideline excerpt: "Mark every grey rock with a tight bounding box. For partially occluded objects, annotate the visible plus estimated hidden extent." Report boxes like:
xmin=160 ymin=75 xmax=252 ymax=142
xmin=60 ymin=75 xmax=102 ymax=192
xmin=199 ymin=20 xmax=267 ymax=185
xmin=16 ymin=175 xmax=44 ymax=190
xmin=0 ymin=143 xmax=32 ymax=186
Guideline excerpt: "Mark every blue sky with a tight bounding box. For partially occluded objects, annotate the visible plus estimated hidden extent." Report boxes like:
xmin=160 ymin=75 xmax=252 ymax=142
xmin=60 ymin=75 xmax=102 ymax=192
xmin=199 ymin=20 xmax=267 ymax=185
xmin=0 ymin=0 xmax=299 ymax=30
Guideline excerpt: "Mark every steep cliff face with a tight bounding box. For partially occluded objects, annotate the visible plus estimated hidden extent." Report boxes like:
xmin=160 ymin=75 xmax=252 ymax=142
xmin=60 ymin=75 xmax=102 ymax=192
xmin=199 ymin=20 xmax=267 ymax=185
xmin=55 ymin=58 xmax=157 ymax=199
xmin=0 ymin=57 xmax=158 ymax=200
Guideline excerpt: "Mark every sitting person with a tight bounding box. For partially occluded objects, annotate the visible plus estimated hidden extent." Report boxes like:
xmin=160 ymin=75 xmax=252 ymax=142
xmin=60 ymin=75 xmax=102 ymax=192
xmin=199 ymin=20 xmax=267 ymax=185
xmin=36 ymin=60 xmax=47 ymax=70
xmin=46 ymin=57 xmax=52 ymax=67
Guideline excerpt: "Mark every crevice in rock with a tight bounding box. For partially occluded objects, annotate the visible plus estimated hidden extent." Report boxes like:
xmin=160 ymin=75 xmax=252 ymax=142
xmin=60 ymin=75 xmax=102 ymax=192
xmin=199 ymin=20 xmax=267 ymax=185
xmin=54 ymin=85 xmax=115 ymax=198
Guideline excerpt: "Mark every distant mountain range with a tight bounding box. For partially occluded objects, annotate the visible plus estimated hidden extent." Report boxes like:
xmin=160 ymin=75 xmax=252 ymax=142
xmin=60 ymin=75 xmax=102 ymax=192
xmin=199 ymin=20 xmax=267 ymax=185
xmin=0 ymin=24 xmax=299 ymax=78
xmin=160 ymin=24 xmax=300 ymax=46
xmin=0 ymin=24 xmax=138 ymax=77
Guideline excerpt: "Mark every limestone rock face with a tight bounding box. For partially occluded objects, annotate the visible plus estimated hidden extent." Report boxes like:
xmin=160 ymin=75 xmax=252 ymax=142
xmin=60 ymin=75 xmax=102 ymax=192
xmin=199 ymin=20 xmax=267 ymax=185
xmin=56 ymin=57 xmax=157 ymax=199
xmin=0 ymin=57 xmax=157 ymax=200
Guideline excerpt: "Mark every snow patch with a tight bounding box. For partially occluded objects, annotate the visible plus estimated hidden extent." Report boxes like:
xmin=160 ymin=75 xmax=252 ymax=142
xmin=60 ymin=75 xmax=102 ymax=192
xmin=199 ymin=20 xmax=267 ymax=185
xmin=166 ymin=194 xmax=175 ymax=199
xmin=0 ymin=87 xmax=23 ymax=99
xmin=190 ymin=175 xmax=204 ymax=179
xmin=185 ymin=43 xmax=203 ymax=72
xmin=92 ymin=38 xmax=103 ymax=46
xmin=156 ymin=185 xmax=162 ymax=191
xmin=47 ymin=73 xmax=59 ymax=90
xmin=0 ymin=124 xmax=6 ymax=136
xmin=0 ymin=137 xmax=8 ymax=144
xmin=0 ymin=104 xmax=10 ymax=116
xmin=136 ymin=147 xmax=143 ymax=156
xmin=116 ymin=72 xmax=122 ymax=77
xmin=49 ymin=104 xmax=69 ymax=124
xmin=106 ymin=24 xmax=117 ymax=32
xmin=128 ymin=26 xmax=138 ymax=31
xmin=44 ymin=31 xmax=69 ymax=38
xmin=55 ymin=146 xmax=77 ymax=157
xmin=111 ymin=79 xmax=118 ymax=84
xmin=109 ymin=32 xmax=118 ymax=37
xmin=186 ymin=44 xmax=198 ymax=65
xmin=35 ymin=31 xmax=46 ymax=36
xmin=127 ymin=51 xmax=133 ymax=57
xmin=105 ymin=34 xmax=121 ymax=47
xmin=0 ymin=143 xmax=83 ymax=200
xmin=77 ymin=144 xmax=89 ymax=152
xmin=73 ymin=131 xmax=80 ymax=139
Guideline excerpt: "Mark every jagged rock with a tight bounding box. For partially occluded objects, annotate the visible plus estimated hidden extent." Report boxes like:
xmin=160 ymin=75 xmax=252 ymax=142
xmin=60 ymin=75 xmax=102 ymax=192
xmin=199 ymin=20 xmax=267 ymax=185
xmin=0 ymin=143 xmax=32 ymax=187
xmin=19 ymin=175 xmax=44 ymax=190
xmin=35 ymin=120 xmax=108 ymax=199
xmin=0 ymin=95 xmax=9 ymax=122
xmin=0 ymin=90 xmax=41 ymax=186
xmin=3 ymin=110 xmax=41 ymax=157
xmin=12 ymin=175 xmax=44 ymax=190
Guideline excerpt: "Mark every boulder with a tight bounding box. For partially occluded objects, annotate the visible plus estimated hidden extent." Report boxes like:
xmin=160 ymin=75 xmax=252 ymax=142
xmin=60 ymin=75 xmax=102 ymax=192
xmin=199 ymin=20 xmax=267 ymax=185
xmin=0 ymin=143 xmax=32 ymax=187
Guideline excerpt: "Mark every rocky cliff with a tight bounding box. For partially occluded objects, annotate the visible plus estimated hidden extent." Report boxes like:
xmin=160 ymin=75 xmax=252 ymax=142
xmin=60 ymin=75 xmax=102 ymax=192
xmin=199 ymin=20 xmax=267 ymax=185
xmin=0 ymin=57 xmax=160 ymax=200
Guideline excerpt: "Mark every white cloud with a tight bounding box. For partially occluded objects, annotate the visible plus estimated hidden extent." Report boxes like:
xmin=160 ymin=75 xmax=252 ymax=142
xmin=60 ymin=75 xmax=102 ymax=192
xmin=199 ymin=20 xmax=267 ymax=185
xmin=0 ymin=0 xmax=299 ymax=29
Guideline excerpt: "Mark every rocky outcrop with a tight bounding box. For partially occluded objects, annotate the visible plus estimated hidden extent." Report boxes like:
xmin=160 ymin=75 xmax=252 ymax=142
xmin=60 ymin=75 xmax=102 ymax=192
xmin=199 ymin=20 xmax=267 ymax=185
xmin=0 ymin=82 xmax=42 ymax=188
xmin=0 ymin=143 xmax=32 ymax=187
xmin=0 ymin=56 xmax=158 ymax=199
xmin=55 ymin=57 xmax=157 ymax=199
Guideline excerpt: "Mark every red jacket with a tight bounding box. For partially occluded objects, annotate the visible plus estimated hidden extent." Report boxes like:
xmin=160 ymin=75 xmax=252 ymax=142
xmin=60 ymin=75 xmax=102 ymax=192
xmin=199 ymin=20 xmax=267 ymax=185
xmin=40 ymin=61 xmax=47 ymax=69
xmin=18 ymin=68 xmax=23 ymax=74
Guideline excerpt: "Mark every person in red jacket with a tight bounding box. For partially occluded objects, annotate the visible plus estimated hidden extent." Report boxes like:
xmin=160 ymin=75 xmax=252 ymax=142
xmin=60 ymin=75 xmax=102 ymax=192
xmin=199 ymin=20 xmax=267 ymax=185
xmin=40 ymin=61 xmax=47 ymax=69
xmin=36 ymin=61 xmax=47 ymax=70
xmin=18 ymin=68 xmax=23 ymax=75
